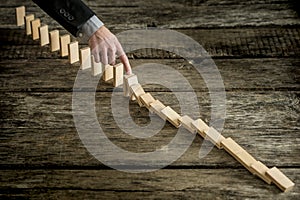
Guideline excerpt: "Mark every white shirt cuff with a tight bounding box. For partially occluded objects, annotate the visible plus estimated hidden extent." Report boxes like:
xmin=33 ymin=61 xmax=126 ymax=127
xmin=81 ymin=15 xmax=104 ymax=39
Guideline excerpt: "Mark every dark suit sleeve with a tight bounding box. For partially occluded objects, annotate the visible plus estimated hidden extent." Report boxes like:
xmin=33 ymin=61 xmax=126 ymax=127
xmin=33 ymin=0 xmax=95 ymax=37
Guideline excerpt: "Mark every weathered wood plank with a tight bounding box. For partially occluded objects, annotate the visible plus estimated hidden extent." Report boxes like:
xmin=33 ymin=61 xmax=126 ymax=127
xmin=0 ymin=169 xmax=298 ymax=199
xmin=1 ymin=28 xmax=299 ymax=59
xmin=0 ymin=58 xmax=299 ymax=92
xmin=1 ymin=0 xmax=300 ymax=28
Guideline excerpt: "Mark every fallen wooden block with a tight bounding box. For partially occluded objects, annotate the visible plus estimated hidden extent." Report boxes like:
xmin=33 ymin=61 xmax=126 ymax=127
xmin=266 ymin=167 xmax=295 ymax=192
xmin=161 ymin=106 xmax=181 ymax=128
xmin=123 ymin=74 xmax=138 ymax=98
xmin=60 ymin=34 xmax=71 ymax=57
xmin=39 ymin=25 xmax=49 ymax=46
xmin=179 ymin=115 xmax=197 ymax=134
xmin=250 ymin=161 xmax=272 ymax=184
xmin=31 ymin=18 xmax=40 ymax=40
xmin=79 ymin=47 xmax=91 ymax=70
xmin=149 ymin=100 xmax=167 ymax=120
xmin=49 ymin=30 xmax=60 ymax=52
xmin=113 ymin=63 xmax=124 ymax=87
xmin=140 ymin=93 xmax=156 ymax=109
xmin=130 ymin=84 xmax=146 ymax=107
xmin=205 ymin=127 xmax=225 ymax=149
xmin=191 ymin=119 xmax=209 ymax=138
xmin=91 ymin=55 xmax=103 ymax=76
xmin=16 ymin=6 xmax=25 ymax=26
xmin=25 ymin=14 xmax=34 ymax=35
xmin=103 ymin=65 xmax=114 ymax=82
xmin=68 ymin=41 xmax=79 ymax=64
xmin=221 ymin=137 xmax=256 ymax=171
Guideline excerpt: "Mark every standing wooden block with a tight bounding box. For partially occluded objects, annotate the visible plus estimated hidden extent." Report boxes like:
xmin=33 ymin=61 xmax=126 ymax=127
xmin=25 ymin=14 xmax=34 ymax=35
xmin=130 ymin=84 xmax=146 ymax=106
xmin=39 ymin=25 xmax=49 ymax=46
xmin=191 ymin=119 xmax=209 ymax=138
xmin=16 ymin=6 xmax=26 ymax=26
xmin=250 ymin=161 xmax=272 ymax=184
xmin=161 ymin=106 xmax=181 ymax=128
xmin=123 ymin=74 xmax=138 ymax=97
xmin=60 ymin=34 xmax=71 ymax=57
xmin=49 ymin=30 xmax=60 ymax=52
xmin=205 ymin=127 xmax=225 ymax=149
xmin=113 ymin=63 xmax=124 ymax=87
xmin=80 ymin=47 xmax=91 ymax=70
xmin=140 ymin=93 xmax=156 ymax=109
xmin=68 ymin=41 xmax=79 ymax=64
xmin=221 ymin=137 xmax=256 ymax=170
xmin=179 ymin=115 xmax=196 ymax=134
xmin=103 ymin=65 xmax=114 ymax=82
xmin=91 ymin=55 xmax=103 ymax=76
xmin=266 ymin=167 xmax=295 ymax=192
xmin=31 ymin=19 xmax=40 ymax=40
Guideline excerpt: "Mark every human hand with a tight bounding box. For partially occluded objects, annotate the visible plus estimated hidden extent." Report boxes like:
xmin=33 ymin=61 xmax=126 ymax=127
xmin=88 ymin=26 xmax=132 ymax=75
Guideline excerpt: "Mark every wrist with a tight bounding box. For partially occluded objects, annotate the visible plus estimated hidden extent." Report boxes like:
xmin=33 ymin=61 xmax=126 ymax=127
xmin=81 ymin=15 xmax=104 ymax=40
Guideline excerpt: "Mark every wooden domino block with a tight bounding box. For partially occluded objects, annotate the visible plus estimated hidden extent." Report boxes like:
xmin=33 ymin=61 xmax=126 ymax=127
xmin=49 ymin=30 xmax=60 ymax=52
xmin=191 ymin=119 xmax=209 ymax=138
xmin=179 ymin=115 xmax=196 ymax=133
xmin=221 ymin=137 xmax=256 ymax=170
xmin=31 ymin=19 xmax=40 ymax=40
xmin=250 ymin=161 xmax=272 ymax=184
xmin=103 ymin=65 xmax=114 ymax=82
xmin=80 ymin=47 xmax=91 ymax=70
xmin=16 ymin=6 xmax=25 ymax=26
xmin=123 ymin=74 xmax=138 ymax=97
xmin=60 ymin=34 xmax=71 ymax=57
xmin=25 ymin=14 xmax=34 ymax=35
xmin=140 ymin=93 xmax=156 ymax=109
xmin=68 ymin=41 xmax=79 ymax=64
xmin=113 ymin=63 xmax=124 ymax=87
xmin=91 ymin=55 xmax=103 ymax=76
xmin=130 ymin=84 xmax=146 ymax=106
xmin=161 ymin=106 xmax=181 ymax=128
xmin=205 ymin=127 xmax=225 ymax=149
xmin=149 ymin=100 xmax=167 ymax=120
xmin=39 ymin=25 xmax=49 ymax=46
xmin=266 ymin=167 xmax=295 ymax=192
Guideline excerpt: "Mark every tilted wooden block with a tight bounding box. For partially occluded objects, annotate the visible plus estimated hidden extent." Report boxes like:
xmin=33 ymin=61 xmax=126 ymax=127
xmin=266 ymin=167 xmax=295 ymax=192
xmin=123 ymin=74 xmax=138 ymax=98
xmin=130 ymin=84 xmax=146 ymax=106
xmin=80 ymin=47 xmax=91 ymax=70
xmin=68 ymin=41 xmax=79 ymax=64
xmin=205 ymin=127 xmax=225 ymax=149
xmin=113 ymin=63 xmax=124 ymax=87
xmin=179 ymin=115 xmax=196 ymax=134
xmin=39 ymin=25 xmax=49 ymax=46
xmin=31 ymin=18 xmax=40 ymax=40
xmin=149 ymin=100 xmax=166 ymax=120
xmin=60 ymin=34 xmax=71 ymax=57
xmin=25 ymin=14 xmax=34 ymax=35
xmin=16 ymin=6 xmax=26 ymax=26
xmin=103 ymin=65 xmax=114 ymax=82
xmin=250 ymin=161 xmax=272 ymax=184
xmin=221 ymin=137 xmax=256 ymax=170
xmin=140 ymin=93 xmax=156 ymax=109
xmin=49 ymin=30 xmax=60 ymax=52
xmin=191 ymin=119 xmax=209 ymax=138
xmin=161 ymin=106 xmax=181 ymax=128
xmin=91 ymin=55 xmax=103 ymax=76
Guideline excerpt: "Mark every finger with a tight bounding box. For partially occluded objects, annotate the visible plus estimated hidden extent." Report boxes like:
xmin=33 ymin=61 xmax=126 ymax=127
xmin=119 ymin=54 xmax=132 ymax=75
xmin=100 ymin=47 xmax=108 ymax=65
xmin=115 ymin=38 xmax=125 ymax=57
xmin=107 ymin=46 xmax=116 ymax=66
xmin=91 ymin=46 xmax=100 ymax=63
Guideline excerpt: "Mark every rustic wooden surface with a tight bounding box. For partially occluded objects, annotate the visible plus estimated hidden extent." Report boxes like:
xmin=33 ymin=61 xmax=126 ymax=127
xmin=0 ymin=0 xmax=299 ymax=199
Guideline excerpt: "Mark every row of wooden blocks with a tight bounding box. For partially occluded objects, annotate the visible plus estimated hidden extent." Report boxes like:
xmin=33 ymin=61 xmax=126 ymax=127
xmin=123 ymin=74 xmax=295 ymax=192
xmin=16 ymin=6 xmax=124 ymax=83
